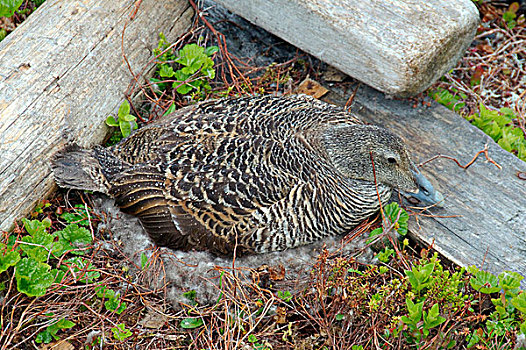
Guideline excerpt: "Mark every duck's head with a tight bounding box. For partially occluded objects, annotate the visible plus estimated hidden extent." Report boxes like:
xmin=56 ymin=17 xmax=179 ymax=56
xmin=323 ymin=124 xmax=443 ymax=206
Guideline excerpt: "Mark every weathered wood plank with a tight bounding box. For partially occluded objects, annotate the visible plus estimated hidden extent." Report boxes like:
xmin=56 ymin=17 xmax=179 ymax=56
xmin=212 ymin=0 xmax=480 ymax=97
xmin=328 ymin=87 xmax=526 ymax=281
xmin=0 ymin=0 xmax=193 ymax=231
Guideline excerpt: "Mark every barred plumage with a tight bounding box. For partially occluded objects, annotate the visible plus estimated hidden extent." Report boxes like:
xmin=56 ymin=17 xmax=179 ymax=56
xmin=52 ymin=94 xmax=442 ymax=255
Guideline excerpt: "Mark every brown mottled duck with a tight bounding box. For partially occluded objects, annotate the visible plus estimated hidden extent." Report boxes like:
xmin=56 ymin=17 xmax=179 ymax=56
xmin=52 ymin=94 xmax=442 ymax=255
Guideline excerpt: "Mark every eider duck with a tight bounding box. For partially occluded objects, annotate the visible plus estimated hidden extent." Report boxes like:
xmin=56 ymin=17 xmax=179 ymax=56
xmin=52 ymin=94 xmax=442 ymax=255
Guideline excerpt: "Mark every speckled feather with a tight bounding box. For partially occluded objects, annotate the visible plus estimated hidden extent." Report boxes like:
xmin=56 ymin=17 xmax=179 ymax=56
xmin=53 ymin=94 xmax=413 ymax=255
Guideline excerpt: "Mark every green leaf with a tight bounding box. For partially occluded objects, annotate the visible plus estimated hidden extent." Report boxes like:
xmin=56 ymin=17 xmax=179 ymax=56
xmin=0 ymin=244 xmax=20 ymax=274
xmin=423 ymin=303 xmax=446 ymax=329
xmin=176 ymin=43 xmax=205 ymax=68
xmin=500 ymin=107 xmax=515 ymax=118
xmin=277 ymin=290 xmax=292 ymax=302
xmin=95 ymin=285 xmax=115 ymax=299
xmin=335 ymin=313 xmax=345 ymax=321
xmin=163 ymin=103 xmax=176 ymax=116
xmin=470 ymin=270 xmax=500 ymax=294
xmin=498 ymin=271 xmax=523 ymax=292
xmin=106 ymin=115 xmax=119 ymax=127
xmin=174 ymin=69 xmax=190 ymax=82
xmin=141 ymin=253 xmax=149 ymax=270
xmin=37 ymin=318 xmax=76 ymax=342
xmin=0 ymin=0 xmax=24 ymax=17
xmin=105 ymin=296 xmax=126 ymax=314
xmin=122 ymin=114 xmax=136 ymax=122
xmin=51 ymin=268 xmax=66 ymax=284
xmin=176 ymin=83 xmax=194 ymax=95
xmin=60 ymin=205 xmax=90 ymax=226
xmin=60 ymin=257 xmax=100 ymax=283
xmin=366 ymin=227 xmax=383 ymax=245
xmin=402 ymin=298 xmax=423 ymax=325
xmin=118 ymin=101 xmax=131 ymax=119
xmin=149 ymin=77 xmax=167 ymax=91
xmin=120 ymin=121 xmax=132 ymax=138
xmin=202 ymin=66 xmax=216 ymax=80
xmin=159 ymin=64 xmax=175 ymax=78
xmin=111 ymin=323 xmax=132 ymax=341
xmin=384 ymin=202 xmax=409 ymax=236
xmin=20 ymin=226 xmax=55 ymax=263
xmin=55 ymin=319 xmax=75 ymax=329
xmin=204 ymin=46 xmax=219 ymax=56
xmin=22 ymin=218 xmax=46 ymax=236
xmin=55 ymin=224 xmax=92 ymax=256
xmin=405 ymin=262 xmax=434 ymax=293
xmin=181 ymin=65 xmax=199 ymax=76
xmin=180 ymin=317 xmax=204 ymax=329
xmin=498 ymin=135 xmax=513 ymax=152
xmin=377 ymin=247 xmax=394 ymax=263
xmin=512 ymin=293 xmax=526 ymax=314
xmin=35 ymin=328 xmax=53 ymax=344
xmin=15 ymin=257 xmax=54 ymax=297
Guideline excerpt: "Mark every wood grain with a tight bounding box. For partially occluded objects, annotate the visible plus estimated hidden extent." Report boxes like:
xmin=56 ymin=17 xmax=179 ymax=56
xmin=212 ymin=0 xmax=479 ymax=96
xmin=0 ymin=0 xmax=193 ymax=231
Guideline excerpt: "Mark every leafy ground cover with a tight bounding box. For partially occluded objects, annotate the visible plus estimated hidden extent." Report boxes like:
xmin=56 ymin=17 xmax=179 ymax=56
xmin=1 ymin=1 xmax=525 ymax=349
xmin=0 ymin=0 xmax=45 ymax=41
xmin=428 ymin=1 xmax=526 ymax=162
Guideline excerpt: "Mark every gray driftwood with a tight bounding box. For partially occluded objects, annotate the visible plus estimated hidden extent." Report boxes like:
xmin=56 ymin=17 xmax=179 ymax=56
xmin=0 ymin=0 xmax=193 ymax=231
xmin=328 ymin=87 xmax=526 ymax=281
xmin=212 ymin=0 xmax=479 ymax=97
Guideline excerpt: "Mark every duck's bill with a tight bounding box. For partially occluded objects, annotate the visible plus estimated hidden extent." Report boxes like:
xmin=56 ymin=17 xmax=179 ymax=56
xmin=403 ymin=169 xmax=444 ymax=207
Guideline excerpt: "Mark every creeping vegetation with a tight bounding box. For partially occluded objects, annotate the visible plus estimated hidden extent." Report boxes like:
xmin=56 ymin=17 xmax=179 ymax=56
xmin=151 ymin=33 xmax=219 ymax=100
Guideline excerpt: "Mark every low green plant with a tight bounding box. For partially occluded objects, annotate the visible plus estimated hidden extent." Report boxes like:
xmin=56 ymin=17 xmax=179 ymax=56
xmin=277 ymin=290 xmax=293 ymax=303
xmin=466 ymin=266 xmax=526 ymax=347
xmin=367 ymin=202 xmax=409 ymax=261
xmin=401 ymin=299 xmax=446 ymax=343
xmin=405 ymin=262 xmax=435 ymax=294
xmin=502 ymin=2 xmax=519 ymax=29
xmin=0 ymin=0 xmax=24 ymax=17
xmin=105 ymin=100 xmax=138 ymax=140
xmin=469 ymin=103 xmax=526 ymax=161
xmin=368 ymin=202 xmax=409 ymax=241
xmin=390 ymin=253 xmax=470 ymax=346
xmin=60 ymin=204 xmax=90 ymax=226
xmin=179 ymin=317 xmax=204 ymax=329
xmin=247 ymin=333 xmax=269 ymax=350
xmin=152 ymin=33 xmax=219 ymax=99
xmin=431 ymin=85 xmax=526 ymax=162
xmin=377 ymin=247 xmax=395 ymax=263
xmin=35 ymin=317 xmax=75 ymax=344
xmin=429 ymin=87 xmax=466 ymax=112
xmin=140 ymin=252 xmax=149 ymax=270
xmin=0 ymin=217 xmax=96 ymax=297
xmin=111 ymin=323 xmax=132 ymax=341
xmin=95 ymin=285 xmax=127 ymax=314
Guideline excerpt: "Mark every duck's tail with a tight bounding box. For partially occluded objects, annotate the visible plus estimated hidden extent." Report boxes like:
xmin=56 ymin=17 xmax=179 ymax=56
xmin=51 ymin=145 xmax=111 ymax=194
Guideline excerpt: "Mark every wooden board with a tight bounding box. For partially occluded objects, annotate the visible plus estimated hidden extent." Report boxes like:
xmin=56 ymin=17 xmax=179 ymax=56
xmin=212 ymin=0 xmax=479 ymax=97
xmin=327 ymin=87 xmax=526 ymax=281
xmin=0 ymin=0 xmax=193 ymax=231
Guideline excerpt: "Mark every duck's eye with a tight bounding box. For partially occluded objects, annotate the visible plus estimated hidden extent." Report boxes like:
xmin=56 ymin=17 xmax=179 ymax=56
xmin=387 ymin=157 xmax=397 ymax=164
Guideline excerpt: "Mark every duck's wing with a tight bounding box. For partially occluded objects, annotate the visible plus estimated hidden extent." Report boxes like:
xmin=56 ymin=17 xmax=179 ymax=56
xmin=108 ymin=131 xmax=318 ymax=255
